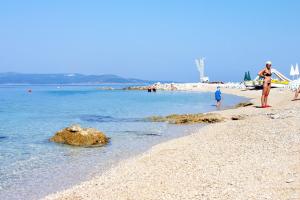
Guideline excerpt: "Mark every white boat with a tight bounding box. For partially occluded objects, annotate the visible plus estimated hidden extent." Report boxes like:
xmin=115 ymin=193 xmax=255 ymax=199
xmin=244 ymin=68 xmax=290 ymax=88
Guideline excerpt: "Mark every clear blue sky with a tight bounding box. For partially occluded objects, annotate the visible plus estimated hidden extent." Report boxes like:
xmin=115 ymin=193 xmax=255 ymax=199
xmin=0 ymin=0 xmax=299 ymax=82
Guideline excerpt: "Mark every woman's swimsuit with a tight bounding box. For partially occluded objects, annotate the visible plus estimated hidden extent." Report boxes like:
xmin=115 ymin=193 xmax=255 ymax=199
xmin=263 ymin=71 xmax=272 ymax=85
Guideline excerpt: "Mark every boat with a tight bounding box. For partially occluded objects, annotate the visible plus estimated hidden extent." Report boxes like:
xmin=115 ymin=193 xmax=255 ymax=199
xmin=244 ymin=68 xmax=290 ymax=88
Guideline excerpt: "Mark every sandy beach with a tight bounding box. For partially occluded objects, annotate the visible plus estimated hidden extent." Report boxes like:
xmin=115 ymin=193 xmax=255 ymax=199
xmin=43 ymin=85 xmax=300 ymax=200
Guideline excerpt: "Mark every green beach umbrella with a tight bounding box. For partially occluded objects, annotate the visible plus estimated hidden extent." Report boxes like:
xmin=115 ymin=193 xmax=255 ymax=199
xmin=247 ymin=71 xmax=251 ymax=81
xmin=244 ymin=72 xmax=248 ymax=81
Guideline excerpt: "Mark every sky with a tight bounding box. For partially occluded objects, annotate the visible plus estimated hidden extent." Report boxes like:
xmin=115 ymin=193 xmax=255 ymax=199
xmin=0 ymin=0 xmax=299 ymax=82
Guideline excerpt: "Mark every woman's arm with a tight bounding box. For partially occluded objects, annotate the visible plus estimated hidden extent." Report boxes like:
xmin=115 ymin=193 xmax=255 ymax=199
xmin=258 ymin=69 xmax=265 ymax=77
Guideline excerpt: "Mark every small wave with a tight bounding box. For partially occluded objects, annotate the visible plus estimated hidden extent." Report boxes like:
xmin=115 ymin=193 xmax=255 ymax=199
xmin=137 ymin=133 xmax=161 ymax=137
xmin=46 ymin=90 xmax=99 ymax=96
xmin=80 ymin=115 xmax=114 ymax=122
xmin=122 ymin=130 xmax=161 ymax=136
xmin=0 ymin=136 xmax=7 ymax=140
xmin=80 ymin=115 xmax=142 ymax=123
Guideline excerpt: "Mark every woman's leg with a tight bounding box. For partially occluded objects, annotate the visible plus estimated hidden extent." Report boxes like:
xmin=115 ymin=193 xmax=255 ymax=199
xmin=261 ymin=83 xmax=267 ymax=107
xmin=264 ymin=84 xmax=271 ymax=106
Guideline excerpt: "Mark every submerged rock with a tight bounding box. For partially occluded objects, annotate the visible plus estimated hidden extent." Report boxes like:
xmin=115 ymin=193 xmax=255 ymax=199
xmin=148 ymin=113 xmax=224 ymax=124
xmin=50 ymin=124 xmax=109 ymax=147
xmin=235 ymin=102 xmax=254 ymax=108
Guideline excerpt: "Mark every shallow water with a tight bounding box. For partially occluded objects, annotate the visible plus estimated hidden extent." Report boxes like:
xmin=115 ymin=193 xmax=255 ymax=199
xmin=0 ymin=85 xmax=247 ymax=200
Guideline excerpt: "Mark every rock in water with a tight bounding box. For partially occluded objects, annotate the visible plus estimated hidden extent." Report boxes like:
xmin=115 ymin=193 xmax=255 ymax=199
xmin=50 ymin=124 xmax=109 ymax=147
xmin=148 ymin=113 xmax=224 ymax=124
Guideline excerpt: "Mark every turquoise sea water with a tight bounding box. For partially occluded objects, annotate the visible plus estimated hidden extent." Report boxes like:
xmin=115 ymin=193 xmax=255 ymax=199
xmin=0 ymin=85 xmax=247 ymax=200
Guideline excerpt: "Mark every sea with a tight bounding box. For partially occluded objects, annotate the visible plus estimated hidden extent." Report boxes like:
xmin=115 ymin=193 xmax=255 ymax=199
xmin=0 ymin=85 xmax=247 ymax=200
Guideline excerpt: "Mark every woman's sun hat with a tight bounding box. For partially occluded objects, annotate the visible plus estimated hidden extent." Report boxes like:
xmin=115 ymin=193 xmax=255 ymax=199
xmin=266 ymin=61 xmax=272 ymax=65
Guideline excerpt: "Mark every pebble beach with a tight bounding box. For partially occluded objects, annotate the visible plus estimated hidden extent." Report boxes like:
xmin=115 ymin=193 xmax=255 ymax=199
xmin=43 ymin=84 xmax=300 ymax=200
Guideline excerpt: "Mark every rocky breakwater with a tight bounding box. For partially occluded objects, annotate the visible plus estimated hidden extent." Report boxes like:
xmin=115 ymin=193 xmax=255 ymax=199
xmin=50 ymin=124 xmax=109 ymax=147
xmin=123 ymin=86 xmax=149 ymax=90
xmin=148 ymin=113 xmax=224 ymax=124
xmin=123 ymin=83 xmax=178 ymax=91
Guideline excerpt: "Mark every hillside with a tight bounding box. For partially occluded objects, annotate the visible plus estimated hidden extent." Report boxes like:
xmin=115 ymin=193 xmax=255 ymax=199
xmin=0 ymin=73 xmax=153 ymax=84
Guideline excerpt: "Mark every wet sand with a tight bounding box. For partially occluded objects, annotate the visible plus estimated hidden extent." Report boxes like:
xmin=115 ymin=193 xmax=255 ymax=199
xmin=43 ymin=86 xmax=300 ymax=200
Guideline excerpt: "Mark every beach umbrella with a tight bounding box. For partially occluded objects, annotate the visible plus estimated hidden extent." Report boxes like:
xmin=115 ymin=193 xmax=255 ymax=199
xmin=290 ymin=65 xmax=295 ymax=80
xmin=247 ymin=71 xmax=251 ymax=80
xmin=295 ymin=63 xmax=299 ymax=79
xmin=244 ymin=72 xmax=248 ymax=81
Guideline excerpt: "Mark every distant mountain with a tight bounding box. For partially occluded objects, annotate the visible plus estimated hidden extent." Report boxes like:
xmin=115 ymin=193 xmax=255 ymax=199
xmin=0 ymin=72 xmax=155 ymax=84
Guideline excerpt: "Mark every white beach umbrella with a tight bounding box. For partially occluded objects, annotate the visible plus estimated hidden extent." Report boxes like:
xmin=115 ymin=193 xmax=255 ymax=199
xmin=294 ymin=63 xmax=299 ymax=78
xmin=290 ymin=64 xmax=295 ymax=79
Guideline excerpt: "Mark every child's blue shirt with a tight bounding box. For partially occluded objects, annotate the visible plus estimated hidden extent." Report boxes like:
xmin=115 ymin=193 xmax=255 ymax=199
xmin=215 ymin=90 xmax=221 ymax=101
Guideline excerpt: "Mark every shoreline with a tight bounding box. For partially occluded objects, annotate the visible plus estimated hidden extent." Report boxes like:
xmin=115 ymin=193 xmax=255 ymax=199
xmin=0 ymin=85 xmax=244 ymax=200
xmin=43 ymin=86 xmax=300 ymax=200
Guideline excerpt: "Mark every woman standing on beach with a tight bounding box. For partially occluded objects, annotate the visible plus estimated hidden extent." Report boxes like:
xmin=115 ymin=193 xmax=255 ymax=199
xmin=258 ymin=61 xmax=272 ymax=108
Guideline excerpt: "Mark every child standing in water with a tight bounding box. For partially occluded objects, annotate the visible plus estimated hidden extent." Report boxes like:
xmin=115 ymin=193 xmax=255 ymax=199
xmin=215 ymin=86 xmax=222 ymax=108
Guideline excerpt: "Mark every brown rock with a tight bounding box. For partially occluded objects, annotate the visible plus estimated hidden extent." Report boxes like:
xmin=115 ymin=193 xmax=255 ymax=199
xmin=50 ymin=124 xmax=109 ymax=147
xmin=148 ymin=113 xmax=224 ymax=124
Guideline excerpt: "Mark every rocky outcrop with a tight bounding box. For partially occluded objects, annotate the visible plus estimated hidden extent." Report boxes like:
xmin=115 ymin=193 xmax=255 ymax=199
xmin=50 ymin=124 xmax=109 ymax=147
xmin=148 ymin=113 xmax=224 ymax=124
xmin=123 ymin=86 xmax=148 ymax=90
